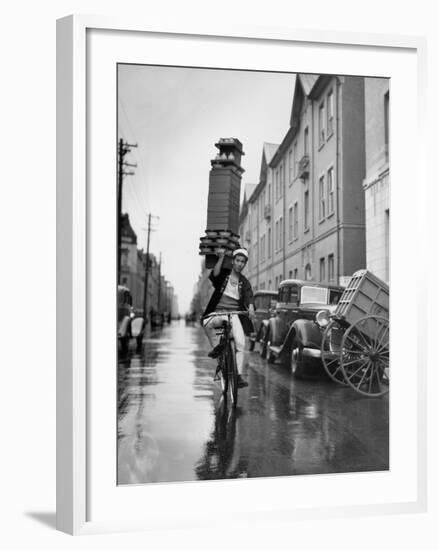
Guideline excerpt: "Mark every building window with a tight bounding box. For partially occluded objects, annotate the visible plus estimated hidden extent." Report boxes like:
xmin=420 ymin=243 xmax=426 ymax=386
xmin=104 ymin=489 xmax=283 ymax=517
xmin=305 ymin=263 xmax=312 ymax=281
xmin=268 ymin=280 xmax=272 ymax=289
xmin=294 ymin=201 xmax=298 ymax=239
xmin=261 ymin=234 xmax=266 ymax=263
xmin=320 ymin=258 xmax=326 ymax=281
xmin=327 ymin=90 xmax=334 ymax=136
xmin=384 ymin=91 xmax=390 ymax=159
xmin=268 ymin=227 xmax=272 ymax=258
xmin=275 ymin=170 xmax=279 ymax=200
xmin=304 ymin=127 xmax=309 ymax=156
xmin=288 ymin=206 xmax=293 ymax=242
xmin=294 ymin=268 xmax=298 ymax=279
xmin=293 ymin=143 xmax=297 ymax=178
xmin=279 ymin=163 xmax=284 ymax=198
xmin=289 ymin=270 xmax=293 ymax=279
xmin=268 ymin=183 xmax=271 ymax=204
xmin=288 ymin=150 xmax=293 ymax=185
xmin=275 ymin=220 xmax=279 ymax=251
xmin=319 ymin=176 xmax=326 ymax=220
xmin=304 ymin=190 xmax=309 ymax=231
xmin=280 ymin=216 xmax=284 ymax=249
xmin=327 ymin=167 xmax=334 ymax=215
xmin=319 ymin=102 xmax=325 ymax=145
xmin=328 ymin=254 xmax=335 ymax=281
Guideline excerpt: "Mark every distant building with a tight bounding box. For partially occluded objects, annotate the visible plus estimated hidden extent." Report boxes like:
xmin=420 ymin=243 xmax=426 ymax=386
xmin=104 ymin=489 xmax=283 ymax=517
xmin=120 ymin=213 xmax=139 ymax=296
xmin=119 ymin=214 xmax=178 ymax=317
xmin=363 ymin=79 xmax=390 ymax=283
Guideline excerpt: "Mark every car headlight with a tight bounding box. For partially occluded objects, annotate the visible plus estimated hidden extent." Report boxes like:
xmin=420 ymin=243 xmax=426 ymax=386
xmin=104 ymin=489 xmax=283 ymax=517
xmin=316 ymin=310 xmax=330 ymax=327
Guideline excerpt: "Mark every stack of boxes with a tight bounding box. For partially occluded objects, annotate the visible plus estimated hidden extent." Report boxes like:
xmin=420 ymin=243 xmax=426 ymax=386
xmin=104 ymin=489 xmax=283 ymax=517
xmin=199 ymin=138 xmax=245 ymax=269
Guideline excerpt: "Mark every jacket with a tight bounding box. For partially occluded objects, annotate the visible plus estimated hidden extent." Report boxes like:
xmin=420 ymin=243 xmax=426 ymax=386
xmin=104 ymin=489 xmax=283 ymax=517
xmin=202 ymin=268 xmax=255 ymax=335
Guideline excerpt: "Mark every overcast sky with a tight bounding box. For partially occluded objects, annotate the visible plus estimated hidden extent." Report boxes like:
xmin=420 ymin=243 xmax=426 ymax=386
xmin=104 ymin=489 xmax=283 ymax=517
xmin=118 ymin=64 xmax=295 ymax=313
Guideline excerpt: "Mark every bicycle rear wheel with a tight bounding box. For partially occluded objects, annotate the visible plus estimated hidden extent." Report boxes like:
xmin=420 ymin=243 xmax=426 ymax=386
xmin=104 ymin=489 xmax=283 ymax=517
xmin=227 ymin=340 xmax=238 ymax=407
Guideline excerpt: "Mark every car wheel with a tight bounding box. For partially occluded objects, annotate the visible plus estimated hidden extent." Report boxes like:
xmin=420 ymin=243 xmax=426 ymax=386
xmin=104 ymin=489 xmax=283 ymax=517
xmin=120 ymin=335 xmax=129 ymax=355
xmin=136 ymin=335 xmax=143 ymax=352
xmin=260 ymin=328 xmax=268 ymax=358
xmin=291 ymin=338 xmax=305 ymax=379
xmin=267 ymin=340 xmax=276 ymax=364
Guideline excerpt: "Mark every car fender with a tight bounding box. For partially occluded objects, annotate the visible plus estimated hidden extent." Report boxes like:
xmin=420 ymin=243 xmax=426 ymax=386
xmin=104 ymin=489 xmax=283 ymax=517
xmin=284 ymin=319 xmax=322 ymax=353
xmin=267 ymin=317 xmax=283 ymax=345
xmin=118 ymin=316 xmax=131 ymax=338
xmin=131 ymin=317 xmax=145 ymax=338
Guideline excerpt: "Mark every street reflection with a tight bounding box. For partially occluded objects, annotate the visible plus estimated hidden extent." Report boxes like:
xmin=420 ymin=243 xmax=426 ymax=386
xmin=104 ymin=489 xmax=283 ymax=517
xmin=117 ymin=321 xmax=389 ymax=484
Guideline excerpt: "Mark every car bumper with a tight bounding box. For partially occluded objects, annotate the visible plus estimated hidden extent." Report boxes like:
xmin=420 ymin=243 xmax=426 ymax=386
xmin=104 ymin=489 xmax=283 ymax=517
xmin=302 ymin=347 xmax=321 ymax=358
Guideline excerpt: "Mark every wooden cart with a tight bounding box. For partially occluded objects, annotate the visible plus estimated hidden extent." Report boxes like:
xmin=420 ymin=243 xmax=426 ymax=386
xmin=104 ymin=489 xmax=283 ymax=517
xmin=320 ymin=270 xmax=389 ymax=397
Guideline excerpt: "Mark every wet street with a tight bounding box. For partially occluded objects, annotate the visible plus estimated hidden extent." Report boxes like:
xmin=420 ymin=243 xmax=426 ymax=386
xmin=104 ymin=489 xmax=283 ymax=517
xmin=117 ymin=320 xmax=389 ymax=485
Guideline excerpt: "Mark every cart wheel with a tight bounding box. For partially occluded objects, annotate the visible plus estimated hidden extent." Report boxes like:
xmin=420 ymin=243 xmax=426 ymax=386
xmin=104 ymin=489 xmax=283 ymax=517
xmin=340 ymin=315 xmax=389 ymax=397
xmin=321 ymin=320 xmax=349 ymax=385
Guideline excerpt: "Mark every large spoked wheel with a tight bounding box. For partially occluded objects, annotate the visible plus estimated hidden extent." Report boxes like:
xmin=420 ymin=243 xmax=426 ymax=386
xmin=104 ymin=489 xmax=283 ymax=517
xmin=340 ymin=315 xmax=389 ymax=397
xmin=321 ymin=320 xmax=349 ymax=385
xmin=290 ymin=337 xmax=305 ymax=379
xmin=227 ymin=340 xmax=239 ymax=407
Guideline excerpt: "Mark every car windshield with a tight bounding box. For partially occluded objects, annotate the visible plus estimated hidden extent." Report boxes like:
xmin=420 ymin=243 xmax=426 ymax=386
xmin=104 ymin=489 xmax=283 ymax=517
xmin=300 ymin=286 xmax=328 ymax=304
xmin=255 ymin=295 xmax=275 ymax=310
xmin=279 ymin=286 xmax=299 ymax=305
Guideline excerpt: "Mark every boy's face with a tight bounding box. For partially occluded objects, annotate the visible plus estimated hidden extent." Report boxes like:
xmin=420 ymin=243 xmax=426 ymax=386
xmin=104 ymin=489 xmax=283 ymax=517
xmin=232 ymin=255 xmax=247 ymax=273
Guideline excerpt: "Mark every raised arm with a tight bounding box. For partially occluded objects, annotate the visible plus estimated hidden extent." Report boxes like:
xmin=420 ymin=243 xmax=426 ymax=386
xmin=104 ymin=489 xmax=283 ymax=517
xmin=212 ymin=248 xmax=226 ymax=278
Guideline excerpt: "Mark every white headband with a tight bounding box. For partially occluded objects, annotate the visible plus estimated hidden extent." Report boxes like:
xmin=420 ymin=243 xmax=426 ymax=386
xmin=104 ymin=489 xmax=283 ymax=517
xmin=232 ymin=248 xmax=248 ymax=259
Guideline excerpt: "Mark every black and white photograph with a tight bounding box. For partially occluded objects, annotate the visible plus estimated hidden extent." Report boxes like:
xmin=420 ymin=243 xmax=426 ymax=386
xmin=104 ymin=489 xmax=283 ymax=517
xmin=116 ymin=65 xmax=390 ymax=485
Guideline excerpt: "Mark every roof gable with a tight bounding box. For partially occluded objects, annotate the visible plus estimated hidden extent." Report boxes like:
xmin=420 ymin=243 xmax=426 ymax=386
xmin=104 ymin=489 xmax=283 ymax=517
xmin=259 ymin=142 xmax=279 ymax=184
xmin=289 ymin=74 xmax=321 ymax=127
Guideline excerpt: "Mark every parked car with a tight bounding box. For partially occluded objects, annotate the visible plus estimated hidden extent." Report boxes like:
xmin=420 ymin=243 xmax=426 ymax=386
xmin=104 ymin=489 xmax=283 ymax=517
xmin=248 ymin=290 xmax=278 ymax=351
xmin=150 ymin=309 xmax=165 ymax=329
xmin=261 ymin=279 xmax=344 ymax=378
xmin=118 ymin=285 xmax=145 ymax=353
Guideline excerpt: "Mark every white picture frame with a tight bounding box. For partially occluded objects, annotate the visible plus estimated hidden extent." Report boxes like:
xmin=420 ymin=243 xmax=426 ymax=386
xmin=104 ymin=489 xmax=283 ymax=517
xmin=56 ymin=15 xmax=428 ymax=535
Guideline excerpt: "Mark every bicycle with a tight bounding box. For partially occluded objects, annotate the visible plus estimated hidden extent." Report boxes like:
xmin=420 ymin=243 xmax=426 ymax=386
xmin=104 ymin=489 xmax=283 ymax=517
xmin=203 ymin=310 xmax=249 ymax=407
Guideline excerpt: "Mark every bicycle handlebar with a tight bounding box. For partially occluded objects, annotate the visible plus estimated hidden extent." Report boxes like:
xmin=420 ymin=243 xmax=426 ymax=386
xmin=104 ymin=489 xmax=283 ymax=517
xmin=203 ymin=310 xmax=249 ymax=320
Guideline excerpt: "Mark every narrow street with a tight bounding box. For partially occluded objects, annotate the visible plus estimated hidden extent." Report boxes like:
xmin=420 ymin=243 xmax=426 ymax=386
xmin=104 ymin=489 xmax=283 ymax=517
xmin=117 ymin=320 xmax=389 ymax=485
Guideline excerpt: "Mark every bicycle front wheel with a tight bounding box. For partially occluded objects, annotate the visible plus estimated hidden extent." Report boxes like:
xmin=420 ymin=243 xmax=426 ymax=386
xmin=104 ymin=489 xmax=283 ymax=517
xmin=227 ymin=340 xmax=238 ymax=407
xmin=219 ymin=355 xmax=228 ymax=396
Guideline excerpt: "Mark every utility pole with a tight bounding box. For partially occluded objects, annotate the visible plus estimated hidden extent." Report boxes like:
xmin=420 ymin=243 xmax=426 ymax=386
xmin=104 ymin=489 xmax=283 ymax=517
xmin=142 ymin=214 xmax=152 ymax=322
xmin=142 ymin=214 xmax=159 ymax=323
xmin=157 ymin=252 xmax=162 ymax=312
xmin=118 ymin=138 xmax=137 ymax=284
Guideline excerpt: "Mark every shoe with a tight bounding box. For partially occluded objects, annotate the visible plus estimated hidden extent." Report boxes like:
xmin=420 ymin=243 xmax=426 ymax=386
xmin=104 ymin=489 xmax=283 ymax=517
xmin=237 ymin=374 xmax=248 ymax=388
xmin=208 ymin=343 xmax=224 ymax=359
